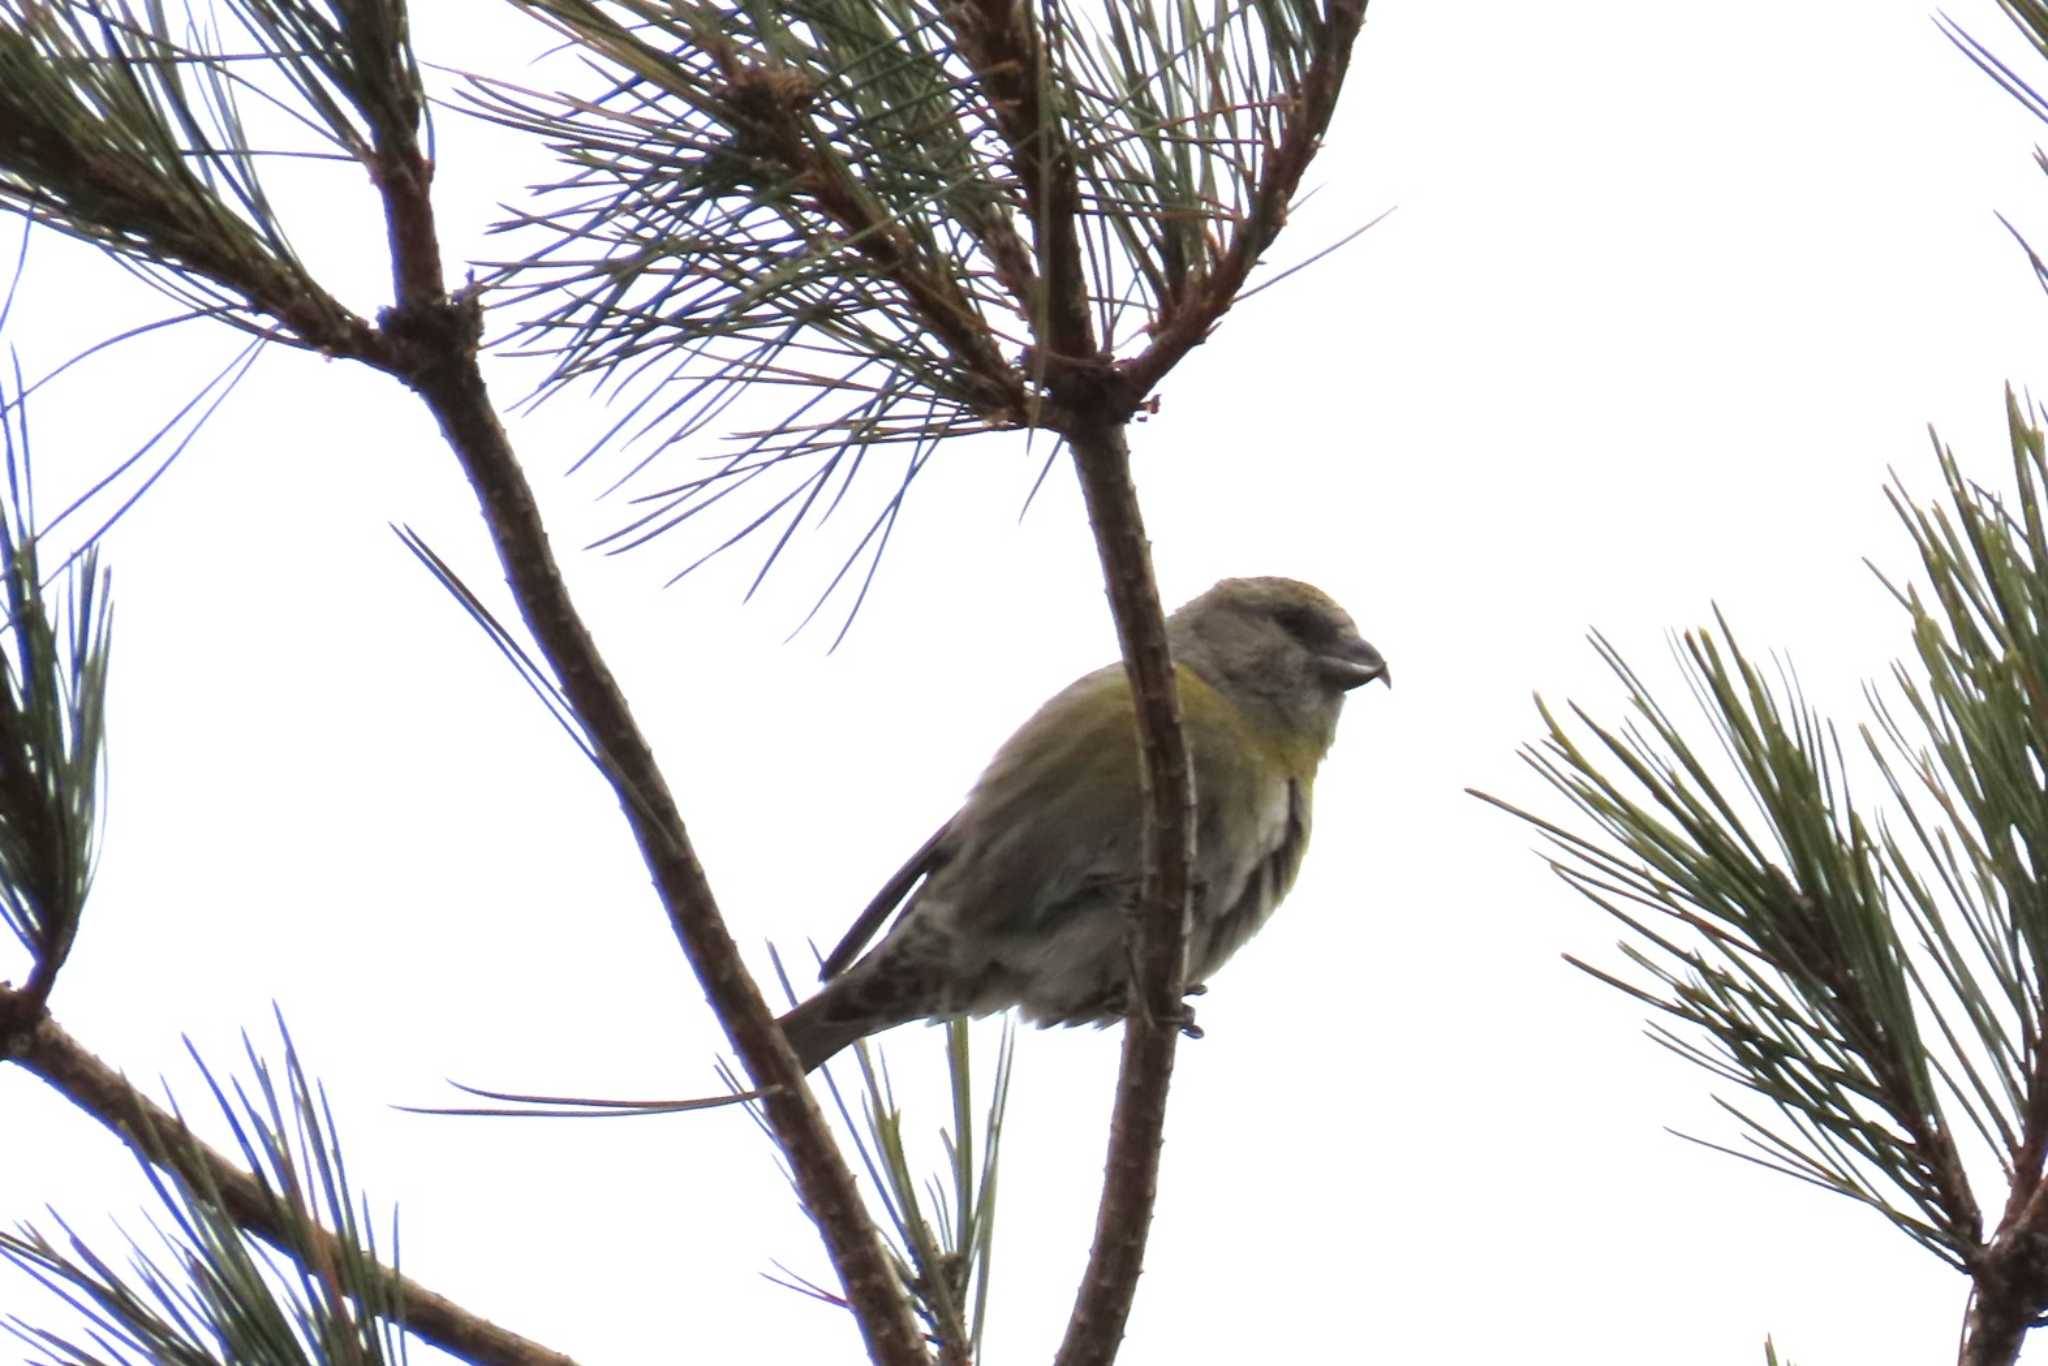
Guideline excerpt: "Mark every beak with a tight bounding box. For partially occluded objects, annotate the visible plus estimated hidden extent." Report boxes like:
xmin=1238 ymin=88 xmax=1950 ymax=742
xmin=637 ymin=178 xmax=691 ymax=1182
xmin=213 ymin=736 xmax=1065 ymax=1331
xmin=1318 ymin=637 xmax=1389 ymax=691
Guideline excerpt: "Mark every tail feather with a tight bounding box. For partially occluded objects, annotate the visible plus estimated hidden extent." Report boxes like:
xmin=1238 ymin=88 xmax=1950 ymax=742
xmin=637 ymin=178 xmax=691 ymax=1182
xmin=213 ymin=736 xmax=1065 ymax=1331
xmin=777 ymin=954 xmax=945 ymax=1072
xmin=777 ymin=992 xmax=878 ymax=1073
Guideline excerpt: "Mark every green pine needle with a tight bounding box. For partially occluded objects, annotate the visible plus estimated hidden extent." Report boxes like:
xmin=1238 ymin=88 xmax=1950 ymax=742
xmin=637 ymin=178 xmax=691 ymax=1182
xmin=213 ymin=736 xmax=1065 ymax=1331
xmin=2 ymin=1017 xmax=409 ymax=1366
xmin=1472 ymin=409 xmax=2048 ymax=1269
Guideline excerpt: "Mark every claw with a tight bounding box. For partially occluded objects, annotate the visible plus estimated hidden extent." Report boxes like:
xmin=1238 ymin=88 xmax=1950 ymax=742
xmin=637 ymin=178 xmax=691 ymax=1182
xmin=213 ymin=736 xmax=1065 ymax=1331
xmin=1111 ymin=951 xmax=1212 ymax=1037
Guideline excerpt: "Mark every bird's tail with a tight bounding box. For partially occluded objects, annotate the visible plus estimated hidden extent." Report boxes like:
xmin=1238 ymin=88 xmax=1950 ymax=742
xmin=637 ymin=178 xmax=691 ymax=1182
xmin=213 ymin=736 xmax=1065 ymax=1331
xmin=776 ymin=995 xmax=874 ymax=1074
xmin=777 ymin=959 xmax=937 ymax=1072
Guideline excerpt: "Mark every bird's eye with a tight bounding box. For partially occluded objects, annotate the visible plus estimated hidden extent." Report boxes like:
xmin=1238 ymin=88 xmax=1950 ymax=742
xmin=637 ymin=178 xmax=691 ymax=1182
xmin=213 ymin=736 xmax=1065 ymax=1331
xmin=1271 ymin=605 xmax=1324 ymax=640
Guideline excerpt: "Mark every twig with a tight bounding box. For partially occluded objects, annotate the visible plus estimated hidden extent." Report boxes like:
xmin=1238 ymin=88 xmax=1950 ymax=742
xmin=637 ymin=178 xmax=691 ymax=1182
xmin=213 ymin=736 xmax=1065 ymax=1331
xmin=2 ymin=993 xmax=577 ymax=1366
xmin=1052 ymin=418 xmax=1192 ymax=1366
xmin=353 ymin=84 xmax=932 ymax=1366
xmin=1118 ymin=0 xmax=1367 ymax=399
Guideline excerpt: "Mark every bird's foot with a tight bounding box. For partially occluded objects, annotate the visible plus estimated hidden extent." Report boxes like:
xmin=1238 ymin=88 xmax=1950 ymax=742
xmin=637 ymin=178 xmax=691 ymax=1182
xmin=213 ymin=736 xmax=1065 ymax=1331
xmin=1109 ymin=958 xmax=1210 ymax=1038
xmin=1142 ymin=989 xmax=1206 ymax=1039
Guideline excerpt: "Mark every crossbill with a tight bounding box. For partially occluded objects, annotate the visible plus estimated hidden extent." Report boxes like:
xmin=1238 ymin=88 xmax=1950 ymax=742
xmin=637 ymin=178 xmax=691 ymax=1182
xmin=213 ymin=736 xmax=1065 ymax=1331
xmin=778 ymin=577 xmax=1385 ymax=1072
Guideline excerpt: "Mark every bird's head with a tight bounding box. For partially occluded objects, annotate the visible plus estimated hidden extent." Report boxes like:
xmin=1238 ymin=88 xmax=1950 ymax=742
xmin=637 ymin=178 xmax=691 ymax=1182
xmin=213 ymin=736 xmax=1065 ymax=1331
xmin=1168 ymin=576 xmax=1386 ymax=762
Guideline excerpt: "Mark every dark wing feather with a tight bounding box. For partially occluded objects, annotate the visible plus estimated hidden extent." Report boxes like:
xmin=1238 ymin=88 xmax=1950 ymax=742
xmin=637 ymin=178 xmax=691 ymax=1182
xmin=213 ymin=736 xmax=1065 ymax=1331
xmin=818 ymin=816 xmax=956 ymax=980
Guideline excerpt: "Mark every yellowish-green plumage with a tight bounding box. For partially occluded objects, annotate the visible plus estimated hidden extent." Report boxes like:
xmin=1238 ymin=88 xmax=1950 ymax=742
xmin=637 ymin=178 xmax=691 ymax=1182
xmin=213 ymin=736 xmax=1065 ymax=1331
xmin=780 ymin=576 xmax=1385 ymax=1072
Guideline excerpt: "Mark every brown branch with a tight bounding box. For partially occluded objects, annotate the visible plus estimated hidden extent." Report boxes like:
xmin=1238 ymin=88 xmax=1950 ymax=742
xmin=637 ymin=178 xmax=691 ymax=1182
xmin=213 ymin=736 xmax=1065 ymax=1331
xmin=379 ymin=307 xmax=918 ymax=1366
xmin=0 ymin=994 xmax=577 ymax=1366
xmin=1999 ymin=1024 xmax=2048 ymax=1230
xmin=355 ymin=113 xmax=932 ymax=1366
xmin=961 ymin=201 xmax=1043 ymax=324
xmin=720 ymin=60 xmax=1029 ymax=422
xmin=0 ymin=16 xmax=371 ymax=356
xmin=1794 ymin=927 xmax=1980 ymax=1251
xmin=1961 ymin=1235 xmax=2048 ymax=1366
xmin=1959 ymin=1027 xmax=2048 ymax=1366
xmin=1118 ymin=0 xmax=1368 ymax=400
xmin=1052 ymin=417 xmax=1193 ymax=1366
xmin=7 ymin=21 xmax=933 ymax=1355
xmin=939 ymin=5 xmax=1192 ymax=1354
xmin=941 ymin=0 xmax=1093 ymax=365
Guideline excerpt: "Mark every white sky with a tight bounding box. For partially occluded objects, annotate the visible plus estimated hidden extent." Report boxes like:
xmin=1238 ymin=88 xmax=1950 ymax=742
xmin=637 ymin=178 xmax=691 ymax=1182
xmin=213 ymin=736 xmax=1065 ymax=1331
xmin=5 ymin=0 xmax=2048 ymax=1361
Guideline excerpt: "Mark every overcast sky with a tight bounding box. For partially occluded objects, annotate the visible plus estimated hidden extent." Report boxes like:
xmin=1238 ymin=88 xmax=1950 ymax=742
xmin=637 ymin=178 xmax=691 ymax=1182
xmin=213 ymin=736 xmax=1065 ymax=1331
xmin=6 ymin=0 xmax=2048 ymax=1362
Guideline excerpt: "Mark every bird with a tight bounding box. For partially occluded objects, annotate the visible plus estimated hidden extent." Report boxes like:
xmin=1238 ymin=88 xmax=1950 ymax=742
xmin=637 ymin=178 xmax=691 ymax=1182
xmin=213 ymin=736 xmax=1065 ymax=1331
xmin=776 ymin=576 xmax=1387 ymax=1073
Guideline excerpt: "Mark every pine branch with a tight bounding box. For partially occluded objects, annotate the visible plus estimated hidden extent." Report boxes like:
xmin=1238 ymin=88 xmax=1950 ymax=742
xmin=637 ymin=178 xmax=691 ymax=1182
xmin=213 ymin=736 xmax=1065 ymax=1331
xmin=0 ymin=3 xmax=1379 ymax=1359
xmin=386 ymin=293 xmax=929 ymax=1365
xmin=777 ymin=1016 xmax=1017 ymax=1363
xmin=1477 ymin=401 xmax=2048 ymax=1366
xmin=0 ymin=356 xmax=109 ymax=1020
xmin=337 ymin=19 xmax=935 ymax=1362
xmin=1116 ymin=0 xmax=1368 ymax=399
xmin=1053 ymin=419 xmax=1190 ymax=1366
xmin=467 ymin=0 xmax=1373 ymax=616
xmin=6 ymin=1020 xmax=415 ymax=1365
xmin=0 ymin=7 xmax=928 ymax=1357
xmin=3 ymin=996 xmax=576 ymax=1366
xmin=0 ymin=3 xmax=376 ymax=348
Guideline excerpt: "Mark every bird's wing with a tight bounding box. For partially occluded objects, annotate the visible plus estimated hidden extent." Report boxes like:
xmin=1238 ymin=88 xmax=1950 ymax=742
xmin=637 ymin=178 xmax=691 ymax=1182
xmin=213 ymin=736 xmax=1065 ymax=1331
xmin=942 ymin=668 xmax=1143 ymax=936
xmin=818 ymin=816 xmax=956 ymax=980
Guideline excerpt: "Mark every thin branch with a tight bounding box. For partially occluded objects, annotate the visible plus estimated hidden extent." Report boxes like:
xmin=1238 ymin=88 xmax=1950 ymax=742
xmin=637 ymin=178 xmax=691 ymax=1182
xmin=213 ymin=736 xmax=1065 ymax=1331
xmin=0 ymin=7 xmax=929 ymax=1358
xmin=1052 ymin=418 xmax=1192 ymax=1366
xmin=1118 ymin=0 xmax=1367 ymax=399
xmin=938 ymin=0 xmax=1088 ymax=360
xmin=2 ymin=994 xmax=577 ymax=1366
xmin=362 ymin=84 xmax=933 ymax=1366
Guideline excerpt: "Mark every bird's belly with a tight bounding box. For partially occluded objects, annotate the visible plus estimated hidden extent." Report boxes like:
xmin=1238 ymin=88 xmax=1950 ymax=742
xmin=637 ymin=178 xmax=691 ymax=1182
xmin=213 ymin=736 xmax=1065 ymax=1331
xmin=969 ymin=910 xmax=1129 ymax=1027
